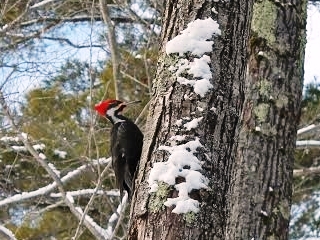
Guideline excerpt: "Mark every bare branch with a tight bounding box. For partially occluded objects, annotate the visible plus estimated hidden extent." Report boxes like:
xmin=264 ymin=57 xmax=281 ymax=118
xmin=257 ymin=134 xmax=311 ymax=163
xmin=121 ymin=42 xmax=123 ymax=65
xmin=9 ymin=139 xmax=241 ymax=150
xmin=294 ymin=165 xmax=320 ymax=177
xmin=120 ymin=70 xmax=149 ymax=89
xmin=42 ymin=37 xmax=107 ymax=50
xmin=99 ymin=0 xmax=122 ymax=99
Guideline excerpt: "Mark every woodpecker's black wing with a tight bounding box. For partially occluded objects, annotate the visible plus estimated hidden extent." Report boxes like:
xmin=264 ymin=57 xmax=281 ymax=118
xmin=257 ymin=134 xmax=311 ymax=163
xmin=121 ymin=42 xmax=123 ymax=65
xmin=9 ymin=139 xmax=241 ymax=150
xmin=110 ymin=119 xmax=143 ymax=198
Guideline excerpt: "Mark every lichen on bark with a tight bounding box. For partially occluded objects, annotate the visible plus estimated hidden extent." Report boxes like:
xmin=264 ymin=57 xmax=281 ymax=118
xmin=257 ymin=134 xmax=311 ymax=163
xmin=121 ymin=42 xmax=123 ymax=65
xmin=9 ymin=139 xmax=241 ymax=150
xmin=149 ymin=182 xmax=171 ymax=213
xmin=252 ymin=0 xmax=276 ymax=44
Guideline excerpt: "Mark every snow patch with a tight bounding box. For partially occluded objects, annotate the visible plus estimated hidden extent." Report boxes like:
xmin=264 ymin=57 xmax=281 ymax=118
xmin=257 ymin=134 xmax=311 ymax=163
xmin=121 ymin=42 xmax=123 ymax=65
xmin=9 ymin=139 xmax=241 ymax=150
xmin=148 ymin=137 xmax=208 ymax=214
xmin=33 ymin=144 xmax=45 ymax=151
xmin=170 ymin=135 xmax=186 ymax=142
xmin=184 ymin=117 xmax=203 ymax=131
xmin=54 ymin=149 xmax=67 ymax=159
xmin=39 ymin=153 xmax=46 ymax=160
xmin=1 ymin=136 xmax=19 ymax=142
xmin=194 ymin=79 xmax=213 ymax=97
xmin=166 ymin=18 xmax=220 ymax=97
xmin=11 ymin=146 xmax=26 ymax=152
xmin=188 ymin=55 xmax=212 ymax=79
xmin=166 ymin=18 xmax=220 ymax=56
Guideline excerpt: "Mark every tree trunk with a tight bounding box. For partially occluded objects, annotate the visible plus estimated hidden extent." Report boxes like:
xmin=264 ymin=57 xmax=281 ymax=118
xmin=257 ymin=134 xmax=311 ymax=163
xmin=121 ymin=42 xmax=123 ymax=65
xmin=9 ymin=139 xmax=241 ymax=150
xmin=129 ymin=0 xmax=254 ymax=239
xmin=226 ymin=1 xmax=307 ymax=239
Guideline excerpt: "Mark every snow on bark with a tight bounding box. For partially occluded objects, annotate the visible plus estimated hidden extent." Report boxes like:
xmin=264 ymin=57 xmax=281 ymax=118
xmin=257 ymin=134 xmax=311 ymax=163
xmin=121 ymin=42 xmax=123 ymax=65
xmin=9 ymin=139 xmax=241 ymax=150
xmin=147 ymin=18 xmax=220 ymax=215
xmin=148 ymin=137 xmax=208 ymax=214
xmin=166 ymin=18 xmax=221 ymax=56
xmin=166 ymin=18 xmax=220 ymax=97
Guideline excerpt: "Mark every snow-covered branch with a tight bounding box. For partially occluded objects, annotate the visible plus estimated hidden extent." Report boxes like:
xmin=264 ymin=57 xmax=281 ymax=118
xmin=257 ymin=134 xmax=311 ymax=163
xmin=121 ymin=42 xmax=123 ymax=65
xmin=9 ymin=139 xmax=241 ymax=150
xmin=0 ymin=225 xmax=17 ymax=240
xmin=0 ymin=90 xmax=110 ymax=240
xmin=107 ymin=193 xmax=128 ymax=239
xmin=293 ymin=165 xmax=320 ymax=177
xmin=296 ymin=140 xmax=320 ymax=148
xmin=297 ymin=124 xmax=320 ymax=136
xmin=0 ymin=158 xmax=111 ymax=207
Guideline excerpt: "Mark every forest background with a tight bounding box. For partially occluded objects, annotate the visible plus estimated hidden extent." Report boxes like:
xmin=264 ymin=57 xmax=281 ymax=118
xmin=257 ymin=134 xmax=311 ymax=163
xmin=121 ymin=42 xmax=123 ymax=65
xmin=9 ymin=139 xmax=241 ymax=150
xmin=0 ymin=0 xmax=320 ymax=239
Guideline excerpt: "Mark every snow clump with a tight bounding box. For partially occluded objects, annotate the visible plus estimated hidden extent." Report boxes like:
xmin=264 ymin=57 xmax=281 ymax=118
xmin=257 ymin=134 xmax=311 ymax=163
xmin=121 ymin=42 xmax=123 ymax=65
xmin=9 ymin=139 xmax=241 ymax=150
xmin=148 ymin=118 xmax=209 ymax=214
xmin=166 ymin=18 xmax=221 ymax=97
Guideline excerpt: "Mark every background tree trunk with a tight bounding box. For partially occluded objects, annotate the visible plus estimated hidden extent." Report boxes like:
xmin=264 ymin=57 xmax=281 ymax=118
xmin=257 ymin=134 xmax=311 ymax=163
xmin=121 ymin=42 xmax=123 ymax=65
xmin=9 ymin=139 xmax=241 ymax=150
xmin=226 ymin=1 xmax=307 ymax=239
xmin=129 ymin=0 xmax=254 ymax=239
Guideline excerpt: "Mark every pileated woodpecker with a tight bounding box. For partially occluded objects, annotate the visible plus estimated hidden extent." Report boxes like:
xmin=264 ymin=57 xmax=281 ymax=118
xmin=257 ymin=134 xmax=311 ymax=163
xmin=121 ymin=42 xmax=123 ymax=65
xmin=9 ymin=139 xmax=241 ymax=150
xmin=94 ymin=99 xmax=143 ymax=199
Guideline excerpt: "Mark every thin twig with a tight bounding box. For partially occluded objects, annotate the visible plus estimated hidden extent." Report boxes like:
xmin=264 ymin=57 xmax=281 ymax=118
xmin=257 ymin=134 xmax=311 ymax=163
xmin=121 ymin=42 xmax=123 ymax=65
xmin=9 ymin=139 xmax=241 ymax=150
xmin=99 ymin=0 xmax=122 ymax=99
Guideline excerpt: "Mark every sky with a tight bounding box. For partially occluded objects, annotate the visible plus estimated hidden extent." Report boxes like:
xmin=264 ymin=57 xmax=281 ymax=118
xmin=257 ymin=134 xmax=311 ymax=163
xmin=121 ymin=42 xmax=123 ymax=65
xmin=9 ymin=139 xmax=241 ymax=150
xmin=304 ymin=3 xmax=320 ymax=85
xmin=0 ymin=3 xmax=319 ymax=104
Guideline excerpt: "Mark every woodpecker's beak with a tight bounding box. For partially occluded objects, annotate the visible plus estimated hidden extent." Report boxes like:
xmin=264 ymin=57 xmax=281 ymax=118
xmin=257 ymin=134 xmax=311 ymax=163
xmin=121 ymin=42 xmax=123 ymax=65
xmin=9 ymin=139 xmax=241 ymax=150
xmin=124 ymin=100 xmax=141 ymax=106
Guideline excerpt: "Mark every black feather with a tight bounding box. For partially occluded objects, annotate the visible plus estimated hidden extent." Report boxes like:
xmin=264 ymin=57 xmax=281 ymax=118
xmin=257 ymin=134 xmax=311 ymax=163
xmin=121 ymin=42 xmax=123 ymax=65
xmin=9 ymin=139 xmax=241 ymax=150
xmin=110 ymin=118 xmax=143 ymax=199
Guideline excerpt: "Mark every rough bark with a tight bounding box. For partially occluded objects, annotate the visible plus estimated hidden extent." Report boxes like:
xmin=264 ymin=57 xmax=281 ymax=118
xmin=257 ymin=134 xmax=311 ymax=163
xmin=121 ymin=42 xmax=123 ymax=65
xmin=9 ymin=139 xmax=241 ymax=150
xmin=129 ymin=0 xmax=254 ymax=239
xmin=226 ymin=1 xmax=307 ymax=239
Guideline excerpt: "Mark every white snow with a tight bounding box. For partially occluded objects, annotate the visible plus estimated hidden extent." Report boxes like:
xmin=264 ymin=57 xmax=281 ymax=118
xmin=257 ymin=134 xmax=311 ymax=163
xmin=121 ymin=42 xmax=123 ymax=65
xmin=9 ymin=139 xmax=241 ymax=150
xmin=0 ymin=136 xmax=19 ymax=142
xmin=11 ymin=143 xmax=45 ymax=152
xmin=183 ymin=117 xmax=203 ymax=131
xmin=149 ymin=27 xmax=213 ymax=212
xmin=48 ymin=163 xmax=60 ymax=176
xmin=296 ymin=140 xmax=320 ymax=147
xmin=188 ymin=55 xmax=212 ymax=79
xmin=170 ymin=135 xmax=186 ymax=142
xmin=194 ymin=79 xmax=213 ymax=97
xmin=54 ymin=149 xmax=67 ymax=159
xmin=50 ymin=189 xmax=119 ymax=198
xmin=74 ymin=206 xmax=111 ymax=238
xmin=148 ymin=137 xmax=208 ymax=214
xmin=30 ymin=0 xmax=56 ymax=9
xmin=21 ymin=132 xmax=28 ymax=139
xmin=260 ymin=210 xmax=268 ymax=216
xmin=166 ymin=18 xmax=221 ymax=56
xmin=212 ymin=7 xmax=218 ymax=14
xmin=165 ymin=197 xmax=200 ymax=214
xmin=107 ymin=192 xmax=128 ymax=233
xmin=11 ymin=146 xmax=26 ymax=152
xmin=175 ymin=119 xmax=183 ymax=127
xmin=297 ymin=124 xmax=317 ymax=135
xmin=39 ymin=153 xmax=46 ymax=160
xmin=33 ymin=143 xmax=46 ymax=150
xmin=66 ymin=192 xmax=75 ymax=204
xmin=166 ymin=18 xmax=220 ymax=98
xmin=0 ymin=225 xmax=17 ymax=240
xmin=197 ymin=107 xmax=204 ymax=112
xmin=290 ymin=191 xmax=320 ymax=238
xmin=0 ymin=157 xmax=111 ymax=208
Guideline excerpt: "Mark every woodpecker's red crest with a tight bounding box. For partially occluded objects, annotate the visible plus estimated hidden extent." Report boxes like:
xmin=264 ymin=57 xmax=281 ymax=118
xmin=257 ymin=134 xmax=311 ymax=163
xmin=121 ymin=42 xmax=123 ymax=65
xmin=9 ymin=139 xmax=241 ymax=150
xmin=94 ymin=99 xmax=125 ymax=117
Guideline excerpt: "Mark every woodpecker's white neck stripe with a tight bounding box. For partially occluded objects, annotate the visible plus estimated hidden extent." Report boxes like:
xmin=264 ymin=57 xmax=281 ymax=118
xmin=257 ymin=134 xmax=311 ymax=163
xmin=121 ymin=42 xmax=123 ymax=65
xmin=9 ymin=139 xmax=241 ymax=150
xmin=106 ymin=108 xmax=125 ymax=124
